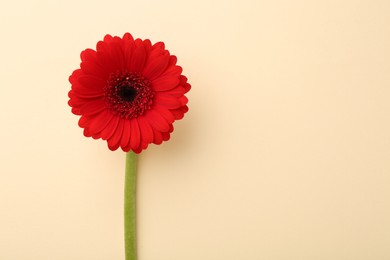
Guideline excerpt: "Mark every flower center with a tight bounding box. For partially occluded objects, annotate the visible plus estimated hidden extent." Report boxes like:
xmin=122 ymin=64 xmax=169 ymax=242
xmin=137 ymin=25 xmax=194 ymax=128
xmin=118 ymin=86 xmax=138 ymax=102
xmin=105 ymin=71 xmax=154 ymax=119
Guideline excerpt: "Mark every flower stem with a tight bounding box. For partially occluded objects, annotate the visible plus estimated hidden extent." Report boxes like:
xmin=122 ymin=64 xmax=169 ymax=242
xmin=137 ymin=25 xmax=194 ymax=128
xmin=125 ymin=151 xmax=137 ymax=260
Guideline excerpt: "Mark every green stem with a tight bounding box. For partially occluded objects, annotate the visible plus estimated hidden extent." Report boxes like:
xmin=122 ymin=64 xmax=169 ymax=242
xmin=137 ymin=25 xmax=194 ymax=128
xmin=124 ymin=151 xmax=137 ymax=260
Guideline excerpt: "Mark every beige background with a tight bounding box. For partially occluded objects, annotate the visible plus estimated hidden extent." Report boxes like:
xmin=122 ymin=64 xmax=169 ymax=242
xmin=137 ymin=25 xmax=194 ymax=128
xmin=1 ymin=0 xmax=389 ymax=259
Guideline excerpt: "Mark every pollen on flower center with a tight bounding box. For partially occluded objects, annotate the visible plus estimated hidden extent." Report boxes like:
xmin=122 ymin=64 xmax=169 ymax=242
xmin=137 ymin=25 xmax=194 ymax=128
xmin=105 ymin=71 xmax=154 ymax=119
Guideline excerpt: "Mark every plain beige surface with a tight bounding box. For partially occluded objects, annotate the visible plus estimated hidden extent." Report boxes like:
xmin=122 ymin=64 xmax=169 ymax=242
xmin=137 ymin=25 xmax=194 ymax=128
xmin=1 ymin=0 xmax=390 ymax=259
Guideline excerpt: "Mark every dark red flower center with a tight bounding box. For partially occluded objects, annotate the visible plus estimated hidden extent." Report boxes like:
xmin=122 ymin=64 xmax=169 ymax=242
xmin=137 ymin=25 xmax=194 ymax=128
xmin=118 ymin=86 xmax=138 ymax=102
xmin=105 ymin=71 xmax=154 ymax=119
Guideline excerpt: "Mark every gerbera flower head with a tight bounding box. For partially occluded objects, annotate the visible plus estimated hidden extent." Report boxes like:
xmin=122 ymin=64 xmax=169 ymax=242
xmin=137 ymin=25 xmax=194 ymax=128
xmin=68 ymin=33 xmax=190 ymax=153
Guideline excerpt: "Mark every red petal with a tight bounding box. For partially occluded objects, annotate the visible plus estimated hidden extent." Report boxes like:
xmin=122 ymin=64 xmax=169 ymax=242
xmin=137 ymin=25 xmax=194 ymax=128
xmin=153 ymin=93 xmax=182 ymax=109
xmin=154 ymin=105 xmax=175 ymax=123
xmin=134 ymin=38 xmax=143 ymax=47
xmin=152 ymin=128 xmax=163 ymax=144
xmin=168 ymin=55 xmax=177 ymax=66
xmin=109 ymin=40 xmax=125 ymax=71
xmin=129 ymin=45 xmax=146 ymax=73
xmin=162 ymin=132 xmax=171 ymax=141
xmin=137 ymin=117 xmax=153 ymax=143
xmin=179 ymin=75 xmax=191 ymax=93
xmin=151 ymin=76 xmax=180 ymax=91
xmin=80 ymin=61 xmax=108 ymax=78
xmin=123 ymin=33 xmax=134 ymax=42
xmin=83 ymin=127 xmax=93 ymax=137
xmin=78 ymin=75 xmax=106 ymax=89
xmin=132 ymin=146 xmax=143 ymax=154
xmin=123 ymin=141 xmax=131 ymax=152
xmin=148 ymin=42 xmax=165 ymax=61
xmin=181 ymin=105 xmax=189 ymax=113
xmin=108 ymin=118 xmax=124 ymax=151
xmin=145 ymin=110 xmax=170 ymax=132
xmin=120 ymin=120 xmax=131 ymax=150
xmin=143 ymin=54 xmax=169 ymax=80
xmin=178 ymin=96 xmax=189 ymax=106
xmin=81 ymin=49 xmax=98 ymax=62
xmin=91 ymin=133 xmax=100 ymax=139
xmin=142 ymin=39 xmax=152 ymax=51
xmin=96 ymin=37 xmax=125 ymax=71
xmin=78 ymin=115 xmax=91 ymax=128
xmin=71 ymin=107 xmax=81 ymax=115
xmin=88 ymin=110 xmax=113 ymax=135
xmin=80 ymin=99 xmax=106 ymax=116
xmin=129 ymin=119 xmax=141 ymax=151
xmin=68 ymin=91 xmax=94 ymax=106
xmin=161 ymin=62 xmax=182 ymax=78
xmin=170 ymin=106 xmax=188 ymax=119
xmin=122 ymin=35 xmax=135 ymax=69
xmin=140 ymin=141 xmax=149 ymax=150
xmin=104 ymin=34 xmax=113 ymax=42
xmin=100 ymin=115 xmax=120 ymax=140
xmin=96 ymin=41 xmax=116 ymax=72
xmin=71 ymin=83 xmax=104 ymax=98
xmin=164 ymin=86 xmax=186 ymax=97
xmin=69 ymin=69 xmax=83 ymax=84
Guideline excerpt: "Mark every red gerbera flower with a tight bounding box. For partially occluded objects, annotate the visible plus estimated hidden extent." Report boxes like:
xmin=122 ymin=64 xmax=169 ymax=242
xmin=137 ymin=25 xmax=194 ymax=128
xmin=68 ymin=33 xmax=190 ymax=153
